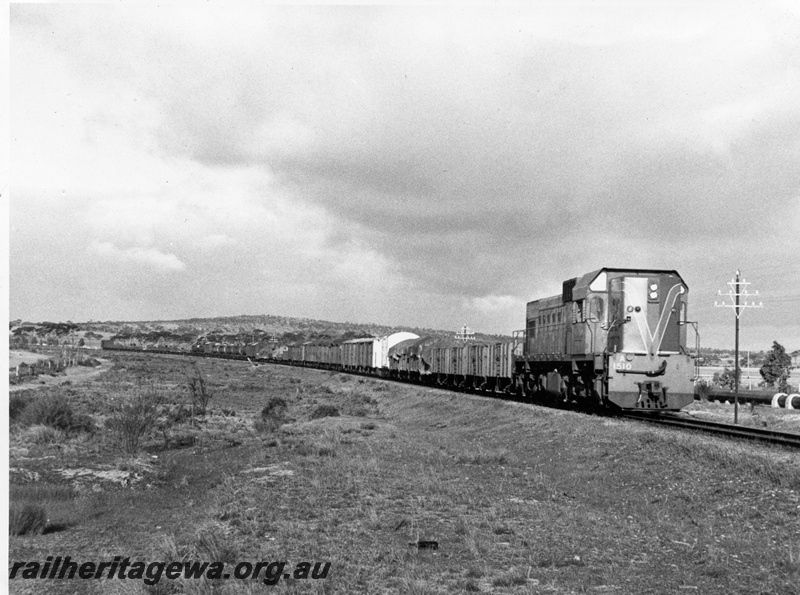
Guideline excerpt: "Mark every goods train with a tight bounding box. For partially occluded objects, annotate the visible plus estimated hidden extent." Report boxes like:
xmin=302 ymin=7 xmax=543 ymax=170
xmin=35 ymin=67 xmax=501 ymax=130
xmin=102 ymin=267 xmax=697 ymax=411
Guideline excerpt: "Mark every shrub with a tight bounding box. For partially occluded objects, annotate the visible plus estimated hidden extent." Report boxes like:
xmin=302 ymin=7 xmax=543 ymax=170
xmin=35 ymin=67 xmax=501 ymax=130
xmin=167 ymin=404 xmax=193 ymax=425
xmin=19 ymin=394 xmax=94 ymax=434
xmin=186 ymin=365 xmax=213 ymax=415
xmin=9 ymin=393 xmax=28 ymax=421
xmin=106 ymin=383 xmax=166 ymax=454
xmin=255 ymin=397 xmax=287 ymax=433
xmin=194 ymin=529 xmax=238 ymax=564
xmin=23 ymin=424 xmax=66 ymax=444
xmin=9 ymin=503 xmax=48 ymax=536
xmin=713 ymin=367 xmax=740 ymax=390
xmin=310 ymin=405 xmax=340 ymax=420
xmin=295 ymin=441 xmax=337 ymax=457
xmin=695 ymin=380 xmax=713 ymax=401
xmin=345 ymin=393 xmax=378 ymax=417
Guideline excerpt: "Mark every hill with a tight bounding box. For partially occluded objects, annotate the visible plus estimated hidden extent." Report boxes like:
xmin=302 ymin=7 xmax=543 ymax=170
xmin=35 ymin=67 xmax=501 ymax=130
xmin=9 ymin=314 xmax=511 ymax=351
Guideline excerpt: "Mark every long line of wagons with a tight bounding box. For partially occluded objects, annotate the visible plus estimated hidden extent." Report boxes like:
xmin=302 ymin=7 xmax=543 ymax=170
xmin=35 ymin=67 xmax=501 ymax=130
xmin=231 ymin=332 xmax=518 ymax=394
xmin=102 ymin=331 xmax=520 ymax=393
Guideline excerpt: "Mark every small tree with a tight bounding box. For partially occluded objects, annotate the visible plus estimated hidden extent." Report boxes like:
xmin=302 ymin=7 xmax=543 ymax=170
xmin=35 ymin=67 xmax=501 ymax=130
xmin=713 ymin=367 xmax=740 ymax=390
xmin=186 ymin=364 xmax=213 ymax=415
xmin=255 ymin=397 xmax=287 ymax=433
xmin=760 ymin=341 xmax=791 ymax=392
xmin=106 ymin=383 xmax=166 ymax=454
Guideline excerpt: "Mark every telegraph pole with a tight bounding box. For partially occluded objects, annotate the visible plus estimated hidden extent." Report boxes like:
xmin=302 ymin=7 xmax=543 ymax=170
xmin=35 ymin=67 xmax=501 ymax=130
xmin=715 ymin=270 xmax=762 ymax=424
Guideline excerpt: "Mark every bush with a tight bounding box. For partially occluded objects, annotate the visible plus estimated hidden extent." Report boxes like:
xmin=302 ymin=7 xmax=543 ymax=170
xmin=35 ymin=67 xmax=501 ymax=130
xmin=106 ymin=383 xmax=166 ymax=454
xmin=695 ymin=380 xmax=713 ymax=402
xmin=166 ymin=404 xmax=193 ymax=425
xmin=255 ymin=397 xmax=287 ymax=433
xmin=19 ymin=394 xmax=94 ymax=434
xmin=10 ymin=393 xmax=28 ymax=421
xmin=194 ymin=529 xmax=239 ymax=564
xmin=713 ymin=367 xmax=740 ymax=390
xmin=9 ymin=503 xmax=47 ymax=536
xmin=186 ymin=365 xmax=213 ymax=415
xmin=310 ymin=405 xmax=340 ymax=420
xmin=23 ymin=424 xmax=66 ymax=444
xmin=345 ymin=393 xmax=378 ymax=417
xmin=295 ymin=442 xmax=337 ymax=457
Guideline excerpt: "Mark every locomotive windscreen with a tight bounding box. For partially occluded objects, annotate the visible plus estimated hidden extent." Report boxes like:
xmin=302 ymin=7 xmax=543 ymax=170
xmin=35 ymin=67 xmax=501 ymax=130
xmin=608 ymin=275 xmax=685 ymax=355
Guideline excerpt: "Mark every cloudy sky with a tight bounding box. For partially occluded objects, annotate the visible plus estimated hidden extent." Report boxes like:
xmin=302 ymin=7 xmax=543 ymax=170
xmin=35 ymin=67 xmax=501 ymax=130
xmin=8 ymin=2 xmax=800 ymax=350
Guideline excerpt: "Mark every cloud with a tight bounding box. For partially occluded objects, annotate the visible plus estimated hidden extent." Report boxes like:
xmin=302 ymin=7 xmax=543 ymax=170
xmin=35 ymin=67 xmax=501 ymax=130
xmin=205 ymin=234 xmax=236 ymax=248
xmin=468 ymin=295 xmax=522 ymax=314
xmin=87 ymin=241 xmax=186 ymax=272
xmin=9 ymin=3 xmax=800 ymax=349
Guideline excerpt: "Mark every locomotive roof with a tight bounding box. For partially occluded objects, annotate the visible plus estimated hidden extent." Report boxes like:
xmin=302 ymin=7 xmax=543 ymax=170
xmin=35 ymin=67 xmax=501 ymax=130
xmin=527 ymin=267 xmax=686 ymax=305
xmin=575 ymin=267 xmax=684 ymax=292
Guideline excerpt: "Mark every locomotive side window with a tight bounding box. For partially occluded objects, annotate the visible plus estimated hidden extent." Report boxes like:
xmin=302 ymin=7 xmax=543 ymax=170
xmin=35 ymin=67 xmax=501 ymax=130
xmin=590 ymin=297 xmax=604 ymax=321
xmin=572 ymin=300 xmax=584 ymax=323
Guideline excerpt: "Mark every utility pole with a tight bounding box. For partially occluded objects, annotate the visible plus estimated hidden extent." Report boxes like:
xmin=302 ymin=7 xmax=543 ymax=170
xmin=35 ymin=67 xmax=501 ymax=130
xmin=715 ymin=270 xmax=762 ymax=424
xmin=455 ymin=324 xmax=475 ymax=342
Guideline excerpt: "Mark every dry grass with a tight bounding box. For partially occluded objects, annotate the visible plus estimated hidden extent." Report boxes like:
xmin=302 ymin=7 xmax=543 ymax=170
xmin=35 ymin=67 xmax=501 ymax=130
xmin=8 ymin=352 xmax=800 ymax=594
xmin=8 ymin=482 xmax=101 ymax=537
xmin=20 ymin=424 xmax=67 ymax=444
xmin=9 ymin=503 xmax=48 ymax=536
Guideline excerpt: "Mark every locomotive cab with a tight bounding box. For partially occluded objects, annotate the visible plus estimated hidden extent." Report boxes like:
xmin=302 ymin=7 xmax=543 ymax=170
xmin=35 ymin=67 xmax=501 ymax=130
xmin=601 ymin=270 xmax=694 ymax=409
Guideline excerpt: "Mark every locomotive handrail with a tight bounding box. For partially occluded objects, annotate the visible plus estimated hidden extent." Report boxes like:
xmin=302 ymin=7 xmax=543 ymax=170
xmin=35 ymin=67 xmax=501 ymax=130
xmin=617 ymin=359 xmax=667 ymax=377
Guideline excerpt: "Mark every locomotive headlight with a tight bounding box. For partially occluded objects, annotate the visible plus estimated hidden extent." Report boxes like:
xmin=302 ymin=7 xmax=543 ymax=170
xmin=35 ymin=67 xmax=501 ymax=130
xmin=649 ymin=291 xmax=658 ymax=299
xmin=648 ymin=283 xmax=659 ymax=301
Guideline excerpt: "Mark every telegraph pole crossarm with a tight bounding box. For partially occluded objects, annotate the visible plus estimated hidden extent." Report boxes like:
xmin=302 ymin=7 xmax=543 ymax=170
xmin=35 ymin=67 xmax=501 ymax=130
xmin=714 ymin=270 xmax=763 ymax=424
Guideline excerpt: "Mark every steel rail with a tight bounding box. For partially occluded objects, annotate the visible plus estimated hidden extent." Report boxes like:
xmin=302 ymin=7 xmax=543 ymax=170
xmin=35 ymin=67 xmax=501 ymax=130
xmin=101 ymin=346 xmax=800 ymax=448
xmin=621 ymin=411 xmax=800 ymax=448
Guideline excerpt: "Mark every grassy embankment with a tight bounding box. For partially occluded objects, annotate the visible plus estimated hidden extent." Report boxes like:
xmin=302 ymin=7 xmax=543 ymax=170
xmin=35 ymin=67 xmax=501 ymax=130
xmin=8 ymin=353 xmax=800 ymax=594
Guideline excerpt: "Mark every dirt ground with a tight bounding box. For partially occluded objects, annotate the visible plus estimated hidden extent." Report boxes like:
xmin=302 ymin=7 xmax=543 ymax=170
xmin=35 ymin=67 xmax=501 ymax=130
xmin=9 ymin=350 xmax=51 ymax=368
xmin=685 ymin=399 xmax=800 ymax=432
xmin=9 ymin=358 xmax=111 ymax=393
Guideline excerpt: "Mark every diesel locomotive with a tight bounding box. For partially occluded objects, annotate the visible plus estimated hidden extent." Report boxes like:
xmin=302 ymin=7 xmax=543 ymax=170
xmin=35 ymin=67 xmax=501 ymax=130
xmin=516 ymin=267 xmax=695 ymax=410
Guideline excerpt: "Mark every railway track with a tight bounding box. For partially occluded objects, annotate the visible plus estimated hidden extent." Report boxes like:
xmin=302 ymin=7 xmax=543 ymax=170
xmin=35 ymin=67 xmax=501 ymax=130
xmin=104 ymin=346 xmax=800 ymax=449
xmin=621 ymin=411 xmax=800 ymax=449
